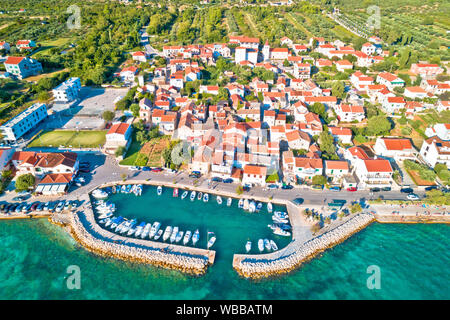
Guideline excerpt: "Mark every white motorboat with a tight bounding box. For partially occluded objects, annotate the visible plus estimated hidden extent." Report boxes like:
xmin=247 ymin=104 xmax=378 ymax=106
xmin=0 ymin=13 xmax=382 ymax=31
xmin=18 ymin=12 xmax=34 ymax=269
xmin=203 ymin=193 xmax=209 ymax=202
xmin=183 ymin=230 xmax=192 ymax=245
xmin=192 ymin=229 xmax=200 ymax=245
xmin=157 ymin=186 xmax=162 ymax=195
xmin=190 ymin=191 xmax=196 ymax=201
xmin=127 ymin=226 xmax=137 ymax=237
xmin=181 ymin=191 xmax=188 ymax=200
xmin=92 ymin=189 xmax=108 ymax=199
xmin=197 ymin=192 xmax=203 ymax=200
xmin=207 ymin=232 xmax=216 ymax=249
xmin=149 ymin=221 xmax=161 ymax=239
xmin=99 ymin=217 xmax=111 ymax=225
xmin=245 ymin=241 xmax=251 ymax=253
xmin=134 ymin=222 xmax=146 ymax=238
xmin=170 ymin=227 xmax=179 ymax=243
xmin=108 ymin=216 xmax=122 ymax=229
xmin=98 ymin=211 xmax=113 ymax=219
xmin=273 ymin=227 xmax=291 ymax=237
xmin=243 ymin=199 xmax=249 ymax=210
xmin=264 ymin=239 xmax=271 ymax=251
xmin=115 ymin=220 xmax=127 ymax=233
xmin=248 ymin=200 xmax=256 ymax=213
xmin=272 ymin=215 xmax=289 ymax=224
xmin=163 ymin=226 xmax=173 ymax=241
xmin=216 ymin=196 xmax=222 ymax=205
xmin=141 ymin=223 xmax=152 ymax=239
xmin=267 ymin=202 xmax=273 ymax=213
xmin=238 ymin=198 xmax=244 ymax=209
xmin=175 ymin=231 xmax=184 ymax=243
xmin=258 ymin=239 xmax=264 ymax=252
xmin=121 ymin=219 xmax=136 ymax=234
xmin=154 ymin=229 xmax=163 ymax=240
xmin=274 ymin=211 xmax=288 ymax=219
xmin=227 ymin=198 xmax=232 ymax=207
xmin=270 ymin=240 xmax=278 ymax=251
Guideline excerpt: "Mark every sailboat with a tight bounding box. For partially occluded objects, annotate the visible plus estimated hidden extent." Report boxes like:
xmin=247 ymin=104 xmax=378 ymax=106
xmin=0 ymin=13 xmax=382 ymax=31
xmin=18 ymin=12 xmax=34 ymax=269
xmin=258 ymin=239 xmax=264 ymax=252
xmin=227 ymin=198 xmax=232 ymax=207
xmin=207 ymin=232 xmax=216 ymax=249
xmin=183 ymin=230 xmax=192 ymax=245
xmin=192 ymin=229 xmax=200 ymax=245
xmin=181 ymin=191 xmax=188 ymax=200
xmin=216 ymin=196 xmax=222 ymax=205
xmin=157 ymin=186 xmax=162 ymax=195
xmin=245 ymin=241 xmax=252 ymax=253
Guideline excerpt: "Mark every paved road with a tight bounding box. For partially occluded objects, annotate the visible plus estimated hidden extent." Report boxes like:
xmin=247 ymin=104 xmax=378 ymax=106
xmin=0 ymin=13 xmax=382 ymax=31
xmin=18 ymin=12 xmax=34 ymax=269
xmin=140 ymin=26 xmax=161 ymax=57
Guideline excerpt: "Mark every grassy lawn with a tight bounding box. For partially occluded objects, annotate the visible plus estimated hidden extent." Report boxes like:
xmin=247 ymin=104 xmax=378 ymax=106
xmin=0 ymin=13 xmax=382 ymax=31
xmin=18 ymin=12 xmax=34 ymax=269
xmin=28 ymin=130 xmax=106 ymax=148
xmin=119 ymin=133 xmax=142 ymax=166
xmin=119 ymin=135 xmax=170 ymax=166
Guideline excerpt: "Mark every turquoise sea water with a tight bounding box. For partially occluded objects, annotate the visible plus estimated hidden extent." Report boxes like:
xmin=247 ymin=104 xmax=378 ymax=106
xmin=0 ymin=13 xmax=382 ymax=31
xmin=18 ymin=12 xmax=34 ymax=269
xmin=0 ymin=187 xmax=448 ymax=299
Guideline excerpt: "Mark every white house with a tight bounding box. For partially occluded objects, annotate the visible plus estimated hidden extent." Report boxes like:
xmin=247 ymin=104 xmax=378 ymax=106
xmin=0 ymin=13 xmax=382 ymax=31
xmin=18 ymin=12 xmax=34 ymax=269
xmin=293 ymin=157 xmax=323 ymax=181
xmin=404 ymin=86 xmax=428 ymax=100
xmin=104 ymin=122 xmax=133 ymax=155
xmin=373 ymin=137 xmax=417 ymax=160
xmin=425 ymin=123 xmax=450 ymax=141
xmin=4 ymin=56 xmax=42 ymax=79
xmin=52 ymin=77 xmax=81 ymax=103
xmin=376 ymin=72 xmax=405 ymax=91
xmin=354 ymin=158 xmax=394 ymax=189
xmin=420 ymin=136 xmax=450 ymax=168
xmin=242 ymin=164 xmax=267 ymax=187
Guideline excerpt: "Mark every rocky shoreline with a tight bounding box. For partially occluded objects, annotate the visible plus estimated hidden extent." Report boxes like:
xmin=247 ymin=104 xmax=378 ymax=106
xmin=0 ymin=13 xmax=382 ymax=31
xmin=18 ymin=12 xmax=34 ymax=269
xmin=234 ymin=213 xmax=376 ymax=279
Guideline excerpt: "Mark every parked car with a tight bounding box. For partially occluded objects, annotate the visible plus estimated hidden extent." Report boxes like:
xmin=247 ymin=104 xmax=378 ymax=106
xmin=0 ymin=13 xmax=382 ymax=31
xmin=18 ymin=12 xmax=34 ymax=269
xmin=15 ymin=204 xmax=25 ymax=213
xmin=12 ymin=195 xmax=28 ymax=201
xmin=400 ymin=187 xmax=414 ymax=193
xmin=151 ymin=167 xmax=163 ymax=172
xmin=64 ymin=201 xmax=72 ymax=211
xmin=381 ymin=187 xmax=391 ymax=192
xmin=370 ymin=187 xmax=381 ymax=193
xmin=211 ymin=177 xmax=223 ymax=182
xmin=425 ymin=185 xmax=438 ymax=191
xmin=43 ymin=202 xmax=50 ymax=211
xmin=243 ymin=185 xmax=251 ymax=192
xmin=312 ymin=184 xmax=323 ymax=190
xmin=142 ymin=166 xmax=151 ymax=171
xmin=36 ymin=203 xmax=44 ymax=212
xmin=223 ymin=178 xmax=233 ymax=183
xmin=55 ymin=201 xmax=65 ymax=212
xmin=407 ymin=193 xmax=420 ymax=201
xmin=30 ymin=202 xmax=40 ymax=211
xmin=329 ymin=186 xmax=341 ymax=191
xmin=281 ymin=184 xmax=294 ymax=190
xmin=347 ymin=187 xmax=357 ymax=192
xmin=267 ymin=184 xmax=279 ymax=189
xmin=129 ymin=166 xmax=140 ymax=171
xmin=0 ymin=203 xmax=6 ymax=212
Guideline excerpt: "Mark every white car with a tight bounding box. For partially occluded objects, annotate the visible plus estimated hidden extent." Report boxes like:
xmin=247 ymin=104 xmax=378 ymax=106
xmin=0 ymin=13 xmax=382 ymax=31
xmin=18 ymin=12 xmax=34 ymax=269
xmin=407 ymin=193 xmax=420 ymax=201
xmin=129 ymin=166 xmax=140 ymax=171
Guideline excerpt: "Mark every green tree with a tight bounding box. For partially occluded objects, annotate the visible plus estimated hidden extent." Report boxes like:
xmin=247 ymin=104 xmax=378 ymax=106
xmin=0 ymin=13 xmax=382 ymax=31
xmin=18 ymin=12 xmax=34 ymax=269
xmin=130 ymin=103 xmax=140 ymax=118
xmin=312 ymin=175 xmax=326 ymax=185
xmin=318 ymin=130 xmax=336 ymax=155
xmin=15 ymin=174 xmax=35 ymax=192
xmin=331 ymin=81 xmax=345 ymax=99
xmin=366 ymin=116 xmax=391 ymax=136
xmin=102 ymin=111 xmax=115 ymax=122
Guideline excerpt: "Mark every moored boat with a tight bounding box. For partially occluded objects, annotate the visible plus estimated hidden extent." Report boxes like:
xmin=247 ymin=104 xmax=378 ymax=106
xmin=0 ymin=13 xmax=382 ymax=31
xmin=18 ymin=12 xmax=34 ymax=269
xmin=190 ymin=191 xmax=196 ymax=201
xmin=238 ymin=198 xmax=244 ymax=209
xmin=183 ymin=230 xmax=192 ymax=245
xmin=273 ymin=227 xmax=291 ymax=237
xmin=157 ymin=186 xmax=162 ymax=195
xmin=92 ymin=189 xmax=108 ymax=199
xmin=175 ymin=231 xmax=184 ymax=243
xmin=99 ymin=217 xmax=111 ymax=225
xmin=181 ymin=191 xmax=188 ymax=200
xmin=149 ymin=221 xmax=161 ymax=239
xmin=153 ymin=229 xmax=163 ymax=240
xmin=270 ymin=240 xmax=278 ymax=251
xmin=192 ymin=229 xmax=200 ymax=245
xmin=207 ymin=232 xmax=216 ymax=249
xmin=141 ymin=223 xmax=152 ymax=239
xmin=258 ymin=239 xmax=264 ymax=252
xmin=227 ymin=197 xmax=232 ymax=207
xmin=245 ymin=241 xmax=251 ymax=253
xmin=203 ymin=193 xmax=209 ymax=202
xmin=248 ymin=200 xmax=256 ymax=213
xmin=134 ymin=222 xmax=146 ymax=238
xmin=170 ymin=226 xmax=179 ymax=243
xmin=264 ymin=239 xmax=271 ymax=251
xmin=256 ymin=202 xmax=263 ymax=212
xmin=197 ymin=192 xmax=203 ymax=200
xmin=216 ymin=196 xmax=222 ymax=205
xmin=243 ymin=199 xmax=249 ymax=210
xmin=272 ymin=215 xmax=289 ymax=224
xmin=173 ymin=188 xmax=179 ymax=197
xmin=267 ymin=202 xmax=273 ymax=213
xmin=163 ymin=226 xmax=173 ymax=241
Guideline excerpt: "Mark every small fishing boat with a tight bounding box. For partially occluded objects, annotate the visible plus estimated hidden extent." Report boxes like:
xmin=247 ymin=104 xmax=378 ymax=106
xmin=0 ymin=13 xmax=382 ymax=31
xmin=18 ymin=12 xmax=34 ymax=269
xmin=175 ymin=231 xmax=184 ymax=243
xmin=264 ymin=239 xmax=271 ymax=251
xmin=258 ymin=239 xmax=264 ymax=252
xmin=112 ymin=185 xmax=116 ymax=194
xmin=173 ymin=188 xmax=179 ymax=197
xmin=181 ymin=191 xmax=188 ymax=200
xmin=192 ymin=229 xmax=200 ymax=245
xmin=267 ymin=202 xmax=273 ymax=213
xmin=248 ymin=200 xmax=256 ymax=213
xmin=92 ymin=189 xmax=108 ymax=199
xmin=149 ymin=221 xmax=161 ymax=239
xmin=98 ymin=211 xmax=113 ymax=219
xmin=125 ymin=185 xmax=132 ymax=193
xmin=141 ymin=223 xmax=152 ymax=239
xmin=197 ymin=192 xmax=203 ymax=200
xmin=227 ymin=197 xmax=232 ymax=207
xmin=190 ymin=191 xmax=196 ymax=201
xmin=203 ymin=193 xmax=209 ymax=202
xmin=157 ymin=186 xmax=162 ymax=195
xmin=183 ymin=230 xmax=192 ymax=245
xmin=207 ymin=232 xmax=216 ymax=249
xmin=274 ymin=211 xmax=288 ymax=219
xmin=153 ymin=229 xmax=163 ymax=240
xmin=163 ymin=226 xmax=173 ymax=241
xmin=99 ymin=217 xmax=111 ymax=225
xmin=256 ymin=202 xmax=263 ymax=212
xmin=120 ymin=185 xmax=127 ymax=193
xmin=272 ymin=215 xmax=289 ymax=224
xmin=216 ymin=195 xmax=222 ymax=205
xmin=245 ymin=241 xmax=251 ymax=253
xmin=243 ymin=199 xmax=249 ymax=210
xmin=238 ymin=198 xmax=244 ymax=209
xmin=170 ymin=227 xmax=179 ymax=243
xmin=270 ymin=240 xmax=278 ymax=251
xmin=273 ymin=227 xmax=291 ymax=237
xmin=134 ymin=222 xmax=146 ymax=238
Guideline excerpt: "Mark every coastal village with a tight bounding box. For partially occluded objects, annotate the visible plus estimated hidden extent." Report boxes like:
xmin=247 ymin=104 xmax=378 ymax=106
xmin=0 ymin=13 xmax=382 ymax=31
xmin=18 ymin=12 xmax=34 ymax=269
xmin=0 ymin=3 xmax=449 ymax=278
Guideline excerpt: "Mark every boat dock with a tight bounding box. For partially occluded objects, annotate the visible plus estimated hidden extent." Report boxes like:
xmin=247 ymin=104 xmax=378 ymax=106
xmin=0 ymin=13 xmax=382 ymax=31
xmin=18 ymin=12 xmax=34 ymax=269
xmin=52 ymin=194 xmax=215 ymax=275
xmin=232 ymin=202 xmax=376 ymax=279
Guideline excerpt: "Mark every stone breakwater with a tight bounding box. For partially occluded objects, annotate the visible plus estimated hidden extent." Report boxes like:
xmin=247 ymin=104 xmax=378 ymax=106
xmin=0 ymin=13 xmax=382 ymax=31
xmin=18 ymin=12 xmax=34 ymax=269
xmin=58 ymin=210 xmax=212 ymax=276
xmin=234 ymin=213 xmax=375 ymax=279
